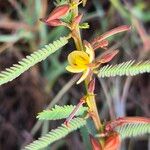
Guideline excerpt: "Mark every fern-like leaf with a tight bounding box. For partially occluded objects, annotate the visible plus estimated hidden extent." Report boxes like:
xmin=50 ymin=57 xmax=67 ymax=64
xmin=37 ymin=105 xmax=88 ymax=120
xmin=98 ymin=60 xmax=150 ymax=78
xmin=116 ymin=122 xmax=150 ymax=139
xmin=0 ymin=37 xmax=68 ymax=86
xmin=24 ymin=117 xmax=86 ymax=150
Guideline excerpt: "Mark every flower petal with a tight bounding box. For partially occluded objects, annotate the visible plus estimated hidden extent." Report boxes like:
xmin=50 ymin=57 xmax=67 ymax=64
xmin=77 ymin=69 xmax=90 ymax=84
xmin=84 ymin=40 xmax=95 ymax=63
xmin=68 ymin=51 xmax=90 ymax=66
xmin=66 ymin=65 xmax=85 ymax=73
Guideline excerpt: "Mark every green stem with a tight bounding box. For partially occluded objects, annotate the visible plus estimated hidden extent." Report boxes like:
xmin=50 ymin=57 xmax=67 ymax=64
xmin=70 ymin=0 xmax=104 ymax=148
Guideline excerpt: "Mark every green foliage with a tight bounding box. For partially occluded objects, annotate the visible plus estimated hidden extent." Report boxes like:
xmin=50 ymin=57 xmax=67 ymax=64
xmin=0 ymin=37 xmax=68 ymax=86
xmin=98 ymin=60 xmax=150 ymax=78
xmin=116 ymin=122 xmax=150 ymax=139
xmin=80 ymin=127 xmax=92 ymax=150
xmin=24 ymin=117 xmax=86 ymax=150
xmin=61 ymin=12 xmax=73 ymax=24
xmin=79 ymin=23 xmax=90 ymax=29
xmin=54 ymin=0 xmax=69 ymax=6
xmin=37 ymin=105 xmax=88 ymax=120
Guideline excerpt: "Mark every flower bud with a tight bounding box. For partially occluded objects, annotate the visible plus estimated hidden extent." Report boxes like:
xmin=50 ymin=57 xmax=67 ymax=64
xmin=47 ymin=4 xmax=70 ymax=21
xmin=48 ymin=19 xmax=64 ymax=26
xmin=98 ymin=50 xmax=119 ymax=64
xmin=92 ymin=39 xmax=109 ymax=50
xmin=89 ymin=134 xmax=102 ymax=150
xmin=71 ymin=13 xmax=83 ymax=29
xmin=40 ymin=4 xmax=70 ymax=27
xmin=88 ymin=78 xmax=95 ymax=93
xmin=104 ymin=132 xmax=121 ymax=150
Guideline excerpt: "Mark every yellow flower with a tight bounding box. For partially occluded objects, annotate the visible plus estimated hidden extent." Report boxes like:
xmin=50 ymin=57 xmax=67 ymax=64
xmin=66 ymin=42 xmax=94 ymax=84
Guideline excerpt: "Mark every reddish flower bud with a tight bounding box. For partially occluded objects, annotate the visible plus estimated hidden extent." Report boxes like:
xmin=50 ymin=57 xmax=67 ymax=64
xmin=71 ymin=13 xmax=83 ymax=28
xmin=40 ymin=18 xmax=64 ymax=26
xmin=89 ymin=135 xmax=102 ymax=150
xmin=47 ymin=4 xmax=70 ymax=22
xmin=92 ymin=39 xmax=109 ymax=50
xmin=88 ymin=78 xmax=95 ymax=93
xmin=97 ymin=50 xmax=119 ymax=64
xmin=104 ymin=132 xmax=121 ymax=150
xmin=49 ymin=20 xmax=64 ymax=26
xmin=40 ymin=4 xmax=70 ymax=27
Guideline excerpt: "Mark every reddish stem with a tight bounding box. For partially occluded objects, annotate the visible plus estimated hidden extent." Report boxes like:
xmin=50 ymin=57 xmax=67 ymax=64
xmin=64 ymin=98 xmax=85 ymax=126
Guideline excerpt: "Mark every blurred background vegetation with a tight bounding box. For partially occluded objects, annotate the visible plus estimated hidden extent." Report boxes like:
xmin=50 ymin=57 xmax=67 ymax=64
xmin=0 ymin=0 xmax=149 ymax=149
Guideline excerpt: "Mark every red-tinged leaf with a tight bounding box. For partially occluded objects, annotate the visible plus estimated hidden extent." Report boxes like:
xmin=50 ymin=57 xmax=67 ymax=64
xmin=91 ymin=39 xmax=109 ymax=50
xmin=91 ymin=25 xmax=131 ymax=45
xmin=105 ymin=117 xmax=150 ymax=132
xmin=88 ymin=78 xmax=95 ymax=93
xmin=46 ymin=4 xmax=70 ymax=22
xmin=104 ymin=132 xmax=121 ymax=150
xmin=116 ymin=117 xmax=150 ymax=124
xmin=97 ymin=50 xmax=119 ymax=64
xmin=89 ymin=135 xmax=102 ymax=150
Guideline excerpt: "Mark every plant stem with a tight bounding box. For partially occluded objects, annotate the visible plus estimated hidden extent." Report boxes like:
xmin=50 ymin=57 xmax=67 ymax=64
xmin=70 ymin=0 xmax=104 ymax=148
xmin=71 ymin=0 xmax=83 ymax=51
xmin=87 ymin=92 xmax=102 ymax=130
